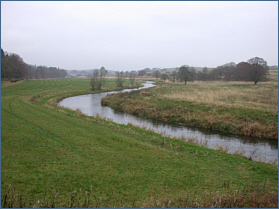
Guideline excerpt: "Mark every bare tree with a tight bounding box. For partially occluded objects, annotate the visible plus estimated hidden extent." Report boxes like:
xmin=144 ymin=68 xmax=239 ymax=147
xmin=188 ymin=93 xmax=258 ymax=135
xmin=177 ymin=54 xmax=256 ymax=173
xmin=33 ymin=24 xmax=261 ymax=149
xmin=129 ymin=71 xmax=136 ymax=87
xmin=116 ymin=71 xmax=126 ymax=87
xmin=169 ymin=71 xmax=177 ymax=83
xmin=90 ymin=67 xmax=107 ymax=90
xmin=97 ymin=67 xmax=107 ymax=89
xmin=90 ymin=69 xmax=99 ymax=90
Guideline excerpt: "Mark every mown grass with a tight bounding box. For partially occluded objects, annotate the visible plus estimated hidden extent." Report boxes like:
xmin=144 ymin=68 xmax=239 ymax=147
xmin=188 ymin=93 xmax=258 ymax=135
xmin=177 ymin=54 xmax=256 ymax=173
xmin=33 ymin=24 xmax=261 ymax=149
xmin=1 ymin=78 xmax=278 ymax=207
xmin=102 ymin=79 xmax=278 ymax=139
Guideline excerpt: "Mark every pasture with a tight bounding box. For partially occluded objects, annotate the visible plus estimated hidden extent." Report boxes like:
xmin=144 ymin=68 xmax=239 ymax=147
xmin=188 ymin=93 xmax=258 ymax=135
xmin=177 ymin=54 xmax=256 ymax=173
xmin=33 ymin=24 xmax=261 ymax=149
xmin=1 ymin=78 xmax=277 ymax=207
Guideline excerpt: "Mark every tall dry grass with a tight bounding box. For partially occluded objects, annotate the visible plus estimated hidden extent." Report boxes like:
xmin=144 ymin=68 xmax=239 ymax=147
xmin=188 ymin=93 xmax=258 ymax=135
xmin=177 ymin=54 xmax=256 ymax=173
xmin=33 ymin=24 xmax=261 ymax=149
xmin=161 ymin=81 xmax=278 ymax=113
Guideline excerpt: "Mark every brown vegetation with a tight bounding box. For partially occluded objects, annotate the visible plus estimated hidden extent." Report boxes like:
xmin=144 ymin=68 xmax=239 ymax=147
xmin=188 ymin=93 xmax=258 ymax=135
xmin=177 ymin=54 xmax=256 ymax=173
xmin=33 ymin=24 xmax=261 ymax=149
xmin=102 ymin=81 xmax=278 ymax=140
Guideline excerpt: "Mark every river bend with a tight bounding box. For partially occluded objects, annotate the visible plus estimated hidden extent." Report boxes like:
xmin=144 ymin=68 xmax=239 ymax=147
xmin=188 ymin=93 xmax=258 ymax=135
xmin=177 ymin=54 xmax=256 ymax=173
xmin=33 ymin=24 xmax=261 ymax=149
xmin=59 ymin=81 xmax=278 ymax=163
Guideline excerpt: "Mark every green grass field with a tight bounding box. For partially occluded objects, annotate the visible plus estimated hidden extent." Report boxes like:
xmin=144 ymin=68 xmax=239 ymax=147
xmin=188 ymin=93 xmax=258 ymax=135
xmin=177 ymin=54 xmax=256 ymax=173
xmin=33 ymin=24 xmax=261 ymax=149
xmin=1 ymin=78 xmax=278 ymax=207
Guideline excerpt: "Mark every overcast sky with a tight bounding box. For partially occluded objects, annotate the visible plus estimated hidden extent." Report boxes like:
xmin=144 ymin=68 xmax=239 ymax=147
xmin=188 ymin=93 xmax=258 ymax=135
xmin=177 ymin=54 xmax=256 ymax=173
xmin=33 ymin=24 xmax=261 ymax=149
xmin=1 ymin=1 xmax=278 ymax=71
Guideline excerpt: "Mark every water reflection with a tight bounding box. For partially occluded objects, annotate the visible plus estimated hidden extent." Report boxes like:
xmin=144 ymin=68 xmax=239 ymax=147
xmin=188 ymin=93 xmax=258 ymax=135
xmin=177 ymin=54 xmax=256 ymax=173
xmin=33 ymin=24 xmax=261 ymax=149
xmin=59 ymin=81 xmax=278 ymax=163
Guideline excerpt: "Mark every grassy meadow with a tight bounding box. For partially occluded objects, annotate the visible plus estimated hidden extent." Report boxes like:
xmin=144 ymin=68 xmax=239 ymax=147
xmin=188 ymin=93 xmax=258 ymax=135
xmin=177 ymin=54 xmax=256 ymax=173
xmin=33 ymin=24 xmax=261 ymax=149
xmin=1 ymin=78 xmax=278 ymax=207
xmin=102 ymin=78 xmax=278 ymax=140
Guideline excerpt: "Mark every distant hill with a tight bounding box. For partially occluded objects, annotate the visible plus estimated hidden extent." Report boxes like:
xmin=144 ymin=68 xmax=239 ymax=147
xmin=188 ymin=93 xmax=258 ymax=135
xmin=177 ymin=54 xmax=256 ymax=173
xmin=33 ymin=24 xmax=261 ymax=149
xmin=161 ymin=67 xmax=214 ymax=72
xmin=67 ymin=69 xmax=116 ymax=77
xmin=67 ymin=65 xmax=235 ymax=76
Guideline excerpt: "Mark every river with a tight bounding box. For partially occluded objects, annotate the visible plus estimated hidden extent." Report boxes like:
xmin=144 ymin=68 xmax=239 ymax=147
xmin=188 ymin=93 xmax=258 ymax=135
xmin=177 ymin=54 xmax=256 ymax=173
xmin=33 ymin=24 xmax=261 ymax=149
xmin=59 ymin=81 xmax=278 ymax=163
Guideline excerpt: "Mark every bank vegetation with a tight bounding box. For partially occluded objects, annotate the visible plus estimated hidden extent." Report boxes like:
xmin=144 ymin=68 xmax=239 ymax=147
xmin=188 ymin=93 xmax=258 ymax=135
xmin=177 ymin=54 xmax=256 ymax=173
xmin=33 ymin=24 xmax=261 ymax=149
xmin=102 ymin=80 xmax=278 ymax=140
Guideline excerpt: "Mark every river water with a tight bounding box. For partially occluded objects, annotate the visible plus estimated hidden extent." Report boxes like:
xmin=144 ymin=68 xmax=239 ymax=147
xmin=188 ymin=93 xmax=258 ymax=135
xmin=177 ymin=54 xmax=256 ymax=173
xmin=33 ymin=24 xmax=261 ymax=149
xmin=59 ymin=81 xmax=278 ymax=163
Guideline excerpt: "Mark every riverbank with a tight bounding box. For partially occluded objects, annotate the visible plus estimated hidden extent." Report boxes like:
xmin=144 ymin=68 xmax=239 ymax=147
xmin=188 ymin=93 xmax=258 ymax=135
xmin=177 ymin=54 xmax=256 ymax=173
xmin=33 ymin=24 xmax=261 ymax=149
xmin=101 ymin=80 xmax=278 ymax=140
xmin=1 ymin=78 xmax=277 ymax=207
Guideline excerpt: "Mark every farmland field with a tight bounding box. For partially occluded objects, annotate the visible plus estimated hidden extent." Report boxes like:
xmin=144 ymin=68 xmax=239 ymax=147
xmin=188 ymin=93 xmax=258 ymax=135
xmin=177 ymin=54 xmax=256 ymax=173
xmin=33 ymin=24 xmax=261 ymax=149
xmin=1 ymin=78 xmax=278 ymax=207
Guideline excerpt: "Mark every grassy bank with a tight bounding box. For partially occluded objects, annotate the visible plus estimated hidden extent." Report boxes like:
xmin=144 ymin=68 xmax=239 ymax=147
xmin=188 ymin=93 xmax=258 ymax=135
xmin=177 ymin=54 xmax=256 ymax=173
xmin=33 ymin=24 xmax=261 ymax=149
xmin=102 ymin=80 xmax=278 ymax=140
xmin=1 ymin=78 xmax=278 ymax=207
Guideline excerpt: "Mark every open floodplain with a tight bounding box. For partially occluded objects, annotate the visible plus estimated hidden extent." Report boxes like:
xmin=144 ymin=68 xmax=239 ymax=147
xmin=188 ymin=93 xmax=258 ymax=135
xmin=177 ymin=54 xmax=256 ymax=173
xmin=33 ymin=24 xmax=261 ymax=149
xmin=1 ymin=78 xmax=278 ymax=208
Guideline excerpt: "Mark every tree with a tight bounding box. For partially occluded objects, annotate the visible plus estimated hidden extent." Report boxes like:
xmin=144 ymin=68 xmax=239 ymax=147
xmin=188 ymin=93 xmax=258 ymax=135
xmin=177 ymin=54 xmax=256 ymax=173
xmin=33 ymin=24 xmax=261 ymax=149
xmin=90 ymin=67 xmax=107 ymax=90
xmin=224 ymin=62 xmax=236 ymax=81
xmin=90 ymin=69 xmax=99 ymax=90
xmin=138 ymin=70 xmax=146 ymax=76
xmin=178 ymin=65 xmax=191 ymax=84
xmin=247 ymin=57 xmax=268 ymax=85
xmin=97 ymin=67 xmax=107 ymax=89
xmin=1 ymin=51 xmax=28 ymax=79
xmin=129 ymin=71 xmax=136 ymax=87
xmin=202 ymin=67 xmax=208 ymax=74
xmin=169 ymin=71 xmax=177 ymax=83
xmin=216 ymin=62 xmax=236 ymax=81
xmin=1 ymin=48 xmax=67 ymax=80
xmin=161 ymin=73 xmax=169 ymax=81
xmin=116 ymin=71 xmax=126 ymax=87
xmin=152 ymin=70 xmax=161 ymax=79
xmin=210 ymin=68 xmax=221 ymax=80
xmin=234 ymin=62 xmax=251 ymax=81
xmin=1 ymin=49 xmax=9 ymax=79
xmin=188 ymin=67 xmax=196 ymax=82
xmin=37 ymin=66 xmax=46 ymax=79
xmin=143 ymin=68 xmax=151 ymax=72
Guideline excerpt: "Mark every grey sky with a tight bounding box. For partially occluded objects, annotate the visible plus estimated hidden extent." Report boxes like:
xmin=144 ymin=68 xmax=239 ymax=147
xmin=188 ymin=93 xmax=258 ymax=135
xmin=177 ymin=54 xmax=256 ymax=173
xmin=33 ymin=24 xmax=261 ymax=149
xmin=1 ymin=1 xmax=278 ymax=71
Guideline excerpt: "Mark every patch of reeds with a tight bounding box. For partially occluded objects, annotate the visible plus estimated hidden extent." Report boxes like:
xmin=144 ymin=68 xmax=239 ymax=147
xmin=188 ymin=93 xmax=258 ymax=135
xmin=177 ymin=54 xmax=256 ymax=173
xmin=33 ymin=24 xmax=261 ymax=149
xmin=232 ymin=148 xmax=245 ymax=157
xmin=215 ymin=144 xmax=230 ymax=154
xmin=95 ymin=113 xmax=113 ymax=122
xmin=74 ymin=108 xmax=87 ymax=116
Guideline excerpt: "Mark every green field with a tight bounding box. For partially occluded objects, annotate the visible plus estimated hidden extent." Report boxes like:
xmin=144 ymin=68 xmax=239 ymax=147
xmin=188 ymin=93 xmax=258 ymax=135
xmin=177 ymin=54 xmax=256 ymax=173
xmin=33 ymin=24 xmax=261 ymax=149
xmin=1 ymin=78 xmax=278 ymax=207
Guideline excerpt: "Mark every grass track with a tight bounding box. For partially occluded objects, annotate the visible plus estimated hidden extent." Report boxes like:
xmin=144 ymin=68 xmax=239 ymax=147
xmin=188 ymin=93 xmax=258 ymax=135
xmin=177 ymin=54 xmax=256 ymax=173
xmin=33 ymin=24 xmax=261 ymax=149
xmin=1 ymin=78 xmax=278 ymax=207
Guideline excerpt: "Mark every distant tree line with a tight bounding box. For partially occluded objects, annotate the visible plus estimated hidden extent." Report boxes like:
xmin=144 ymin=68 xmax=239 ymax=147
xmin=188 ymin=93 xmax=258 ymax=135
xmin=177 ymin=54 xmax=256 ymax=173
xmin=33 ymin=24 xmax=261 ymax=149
xmin=194 ymin=57 xmax=269 ymax=84
xmin=1 ymin=48 xmax=67 ymax=80
xmin=136 ymin=57 xmax=269 ymax=85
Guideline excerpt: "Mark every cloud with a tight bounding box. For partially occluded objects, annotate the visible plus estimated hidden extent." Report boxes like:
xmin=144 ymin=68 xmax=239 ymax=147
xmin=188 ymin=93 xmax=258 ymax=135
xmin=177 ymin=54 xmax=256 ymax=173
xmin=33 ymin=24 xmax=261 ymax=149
xmin=1 ymin=1 xmax=278 ymax=70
